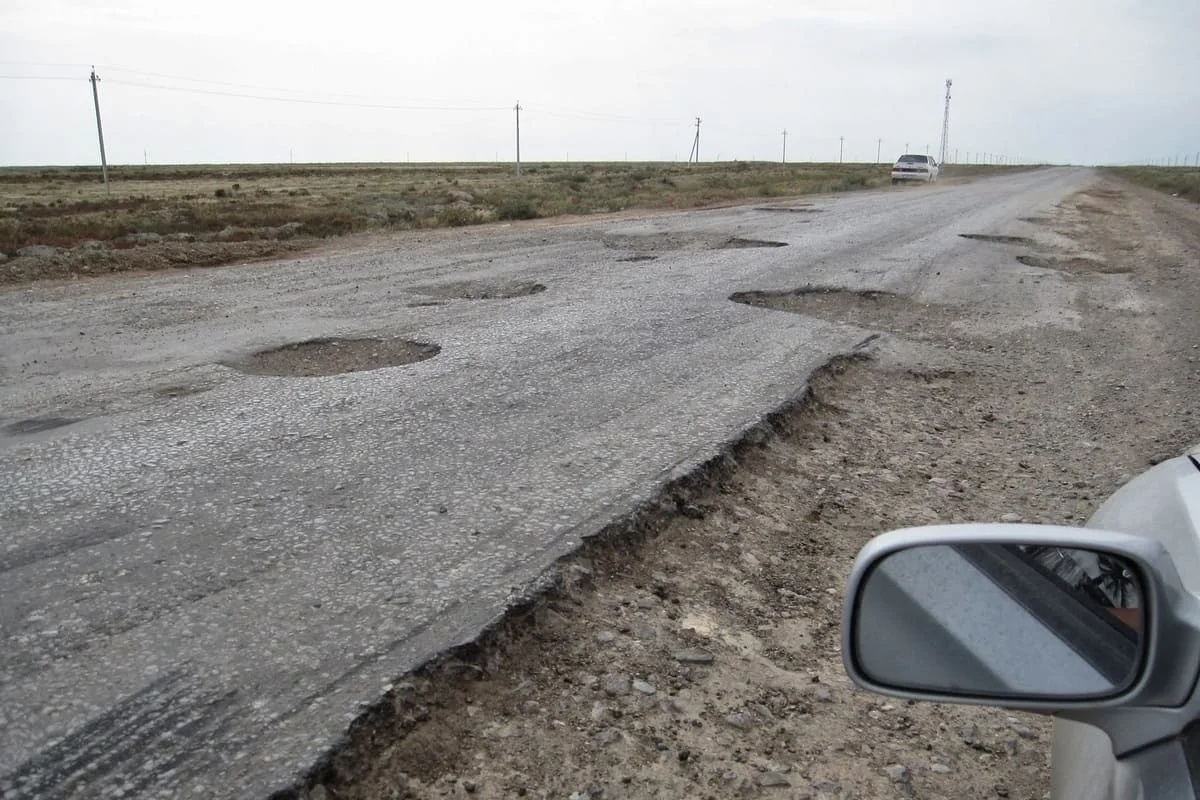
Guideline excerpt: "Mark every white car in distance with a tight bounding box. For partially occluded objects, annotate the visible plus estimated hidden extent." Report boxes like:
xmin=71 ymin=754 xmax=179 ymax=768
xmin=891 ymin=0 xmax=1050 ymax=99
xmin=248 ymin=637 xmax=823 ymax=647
xmin=891 ymin=154 xmax=939 ymax=184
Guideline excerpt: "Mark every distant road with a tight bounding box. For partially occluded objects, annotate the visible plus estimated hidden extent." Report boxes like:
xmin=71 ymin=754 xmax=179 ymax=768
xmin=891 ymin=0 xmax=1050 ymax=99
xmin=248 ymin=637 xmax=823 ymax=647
xmin=0 ymin=168 xmax=1094 ymax=798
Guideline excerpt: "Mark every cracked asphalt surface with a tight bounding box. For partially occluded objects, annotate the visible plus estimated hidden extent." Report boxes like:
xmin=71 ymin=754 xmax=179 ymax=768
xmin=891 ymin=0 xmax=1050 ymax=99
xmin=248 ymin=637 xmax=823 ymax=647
xmin=0 ymin=168 xmax=1096 ymax=798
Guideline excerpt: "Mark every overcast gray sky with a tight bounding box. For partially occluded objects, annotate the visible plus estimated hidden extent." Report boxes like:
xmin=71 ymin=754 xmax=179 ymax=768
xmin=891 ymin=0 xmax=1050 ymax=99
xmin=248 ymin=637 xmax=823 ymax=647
xmin=2 ymin=0 xmax=1197 ymax=166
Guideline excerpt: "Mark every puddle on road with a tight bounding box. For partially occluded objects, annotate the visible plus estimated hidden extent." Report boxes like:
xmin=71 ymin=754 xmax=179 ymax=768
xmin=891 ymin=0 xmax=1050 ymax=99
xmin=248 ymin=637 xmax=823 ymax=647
xmin=225 ymin=338 xmax=440 ymax=377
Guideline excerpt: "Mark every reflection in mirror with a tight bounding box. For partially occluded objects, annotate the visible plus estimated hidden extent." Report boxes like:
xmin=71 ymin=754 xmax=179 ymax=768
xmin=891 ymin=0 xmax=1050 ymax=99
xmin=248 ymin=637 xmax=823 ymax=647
xmin=853 ymin=543 xmax=1144 ymax=699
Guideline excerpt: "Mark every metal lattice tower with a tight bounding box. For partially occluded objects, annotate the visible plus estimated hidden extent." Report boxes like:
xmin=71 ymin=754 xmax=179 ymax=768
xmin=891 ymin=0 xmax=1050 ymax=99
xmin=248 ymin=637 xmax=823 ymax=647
xmin=939 ymin=79 xmax=952 ymax=164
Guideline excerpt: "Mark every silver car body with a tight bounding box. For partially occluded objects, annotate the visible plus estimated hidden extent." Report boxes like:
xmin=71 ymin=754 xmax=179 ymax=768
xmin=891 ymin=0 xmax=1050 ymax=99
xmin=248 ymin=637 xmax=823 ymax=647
xmin=841 ymin=446 xmax=1200 ymax=799
xmin=1054 ymin=449 xmax=1200 ymax=799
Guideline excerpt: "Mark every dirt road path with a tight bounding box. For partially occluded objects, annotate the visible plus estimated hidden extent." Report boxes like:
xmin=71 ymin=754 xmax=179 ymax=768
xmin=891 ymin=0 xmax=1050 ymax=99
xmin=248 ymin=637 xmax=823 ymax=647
xmin=310 ymin=179 xmax=1200 ymax=800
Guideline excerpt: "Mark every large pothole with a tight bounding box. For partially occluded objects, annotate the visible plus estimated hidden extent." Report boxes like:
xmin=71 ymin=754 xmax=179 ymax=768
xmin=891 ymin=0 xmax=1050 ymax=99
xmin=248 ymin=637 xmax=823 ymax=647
xmin=414 ymin=281 xmax=546 ymax=301
xmin=754 ymin=206 xmax=823 ymax=213
xmin=731 ymin=287 xmax=959 ymax=340
xmin=959 ymin=234 xmax=1035 ymax=245
xmin=225 ymin=338 xmax=440 ymax=377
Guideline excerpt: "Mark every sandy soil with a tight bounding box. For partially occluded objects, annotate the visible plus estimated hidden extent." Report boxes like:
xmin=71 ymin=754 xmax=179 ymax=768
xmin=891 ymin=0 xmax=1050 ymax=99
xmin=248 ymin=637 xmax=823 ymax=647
xmin=281 ymin=177 xmax=1200 ymax=800
xmin=254 ymin=173 xmax=1200 ymax=800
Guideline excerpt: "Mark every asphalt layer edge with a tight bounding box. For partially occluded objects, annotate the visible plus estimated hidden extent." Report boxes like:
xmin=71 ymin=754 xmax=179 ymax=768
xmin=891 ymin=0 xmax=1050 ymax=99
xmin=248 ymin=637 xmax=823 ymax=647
xmin=269 ymin=348 xmax=876 ymax=798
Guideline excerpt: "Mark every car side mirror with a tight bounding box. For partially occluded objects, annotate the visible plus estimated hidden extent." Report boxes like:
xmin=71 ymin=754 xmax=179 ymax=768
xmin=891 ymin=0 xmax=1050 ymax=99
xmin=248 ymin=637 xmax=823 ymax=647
xmin=843 ymin=523 xmax=1200 ymax=719
xmin=851 ymin=541 xmax=1145 ymax=699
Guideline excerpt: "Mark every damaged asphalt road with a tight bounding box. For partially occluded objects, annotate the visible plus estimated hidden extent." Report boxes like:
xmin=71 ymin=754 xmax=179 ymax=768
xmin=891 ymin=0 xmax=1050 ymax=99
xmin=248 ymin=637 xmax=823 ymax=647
xmin=0 ymin=168 xmax=1097 ymax=798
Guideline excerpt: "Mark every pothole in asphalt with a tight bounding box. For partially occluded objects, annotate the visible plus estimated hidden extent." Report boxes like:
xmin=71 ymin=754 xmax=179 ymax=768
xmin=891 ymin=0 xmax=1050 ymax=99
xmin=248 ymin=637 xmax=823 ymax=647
xmin=3 ymin=417 xmax=80 ymax=436
xmin=730 ymin=287 xmax=956 ymax=340
xmin=959 ymin=234 xmax=1035 ymax=245
xmin=415 ymin=281 xmax=546 ymax=301
xmin=1017 ymin=254 xmax=1129 ymax=274
xmin=1019 ymin=216 xmax=1055 ymax=225
xmin=754 ymin=206 xmax=823 ymax=213
xmin=617 ymin=255 xmax=659 ymax=263
xmin=733 ymin=287 xmax=895 ymax=307
xmin=603 ymin=232 xmax=694 ymax=251
xmin=603 ymin=233 xmax=787 ymax=251
xmin=225 ymin=338 xmax=440 ymax=377
xmin=719 ymin=237 xmax=788 ymax=249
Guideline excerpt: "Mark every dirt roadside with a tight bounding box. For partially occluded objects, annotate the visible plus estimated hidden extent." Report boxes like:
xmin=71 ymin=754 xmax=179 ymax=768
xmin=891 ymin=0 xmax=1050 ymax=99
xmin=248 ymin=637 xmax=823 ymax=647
xmin=291 ymin=177 xmax=1199 ymax=800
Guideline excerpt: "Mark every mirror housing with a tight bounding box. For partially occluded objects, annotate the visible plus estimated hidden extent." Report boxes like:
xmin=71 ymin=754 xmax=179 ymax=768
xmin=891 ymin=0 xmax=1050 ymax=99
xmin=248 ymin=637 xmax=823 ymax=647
xmin=843 ymin=524 xmax=1200 ymax=718
xmin=852 ymin=541 xmax=1145 ymax=699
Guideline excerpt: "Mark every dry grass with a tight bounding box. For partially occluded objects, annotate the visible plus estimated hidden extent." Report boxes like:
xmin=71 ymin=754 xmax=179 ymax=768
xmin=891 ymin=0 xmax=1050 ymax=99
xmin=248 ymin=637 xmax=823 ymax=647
xmin=1105 ymin=166 xmax=1200 ymax=204
xmin=0 ymin=161 xmax=1026 ymax=255
xmin=937 ymin=164 xmax=1034 ymax=179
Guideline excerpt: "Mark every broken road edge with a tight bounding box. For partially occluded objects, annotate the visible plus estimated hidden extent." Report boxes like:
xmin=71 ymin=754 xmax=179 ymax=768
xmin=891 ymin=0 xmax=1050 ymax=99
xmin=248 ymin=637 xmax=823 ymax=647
xmin=269 ymin=345 xmax=879 ymax=799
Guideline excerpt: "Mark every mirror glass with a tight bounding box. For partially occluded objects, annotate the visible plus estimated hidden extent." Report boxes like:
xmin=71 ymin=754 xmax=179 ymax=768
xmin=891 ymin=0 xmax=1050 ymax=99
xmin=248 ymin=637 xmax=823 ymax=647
xmin=853 ymin=543 xmax=1145 ymax=699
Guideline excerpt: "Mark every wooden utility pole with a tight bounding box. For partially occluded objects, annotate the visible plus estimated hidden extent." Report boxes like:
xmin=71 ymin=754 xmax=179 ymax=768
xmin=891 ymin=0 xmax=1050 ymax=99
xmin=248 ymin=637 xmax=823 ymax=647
xmin=515 ymin=102 xmax=522 ymax=176
xmin=687 ymin=117 xmax=701 ymax=164
xmin=89 ymin=67 xmax=110 ymax=196
xmin=781 ymin=129 xmax=787 ymax=163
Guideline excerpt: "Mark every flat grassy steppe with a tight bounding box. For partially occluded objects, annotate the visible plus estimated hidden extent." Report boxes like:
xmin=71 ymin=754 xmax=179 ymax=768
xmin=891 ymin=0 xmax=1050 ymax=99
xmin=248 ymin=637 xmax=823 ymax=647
xmin=1 ymin=161 xmax=1032 ymax=254
xmin=0 ymin=161 xmax=1034 ymax=283
xmin=1105 ymin=166 xmax=1200 ymax=204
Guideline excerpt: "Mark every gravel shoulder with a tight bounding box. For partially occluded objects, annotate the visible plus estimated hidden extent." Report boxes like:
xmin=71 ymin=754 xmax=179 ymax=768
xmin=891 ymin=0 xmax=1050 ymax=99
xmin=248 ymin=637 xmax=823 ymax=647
xmin=305 ymin=177 xmax=1200 ymax=800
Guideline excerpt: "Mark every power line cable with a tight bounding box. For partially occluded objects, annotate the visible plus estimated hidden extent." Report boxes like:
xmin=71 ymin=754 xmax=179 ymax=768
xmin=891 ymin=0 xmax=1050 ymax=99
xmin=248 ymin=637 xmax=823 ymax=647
xmin=2 ymin=68 xmax=689 ymax=124
xmin=98 ymin=65 xmax=502 ymax=107
xmin=102 ymin=78 xmax=510 ymax=111
xmin=0 ymin=61 xmax=91 ymax=69
xmin=0 ymin=75 xmax=83 ymax=81
xmin=525 ymin=105 xmax=682 ymax=126
xmin=101 ymin=65 xmax=331 ymax=93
